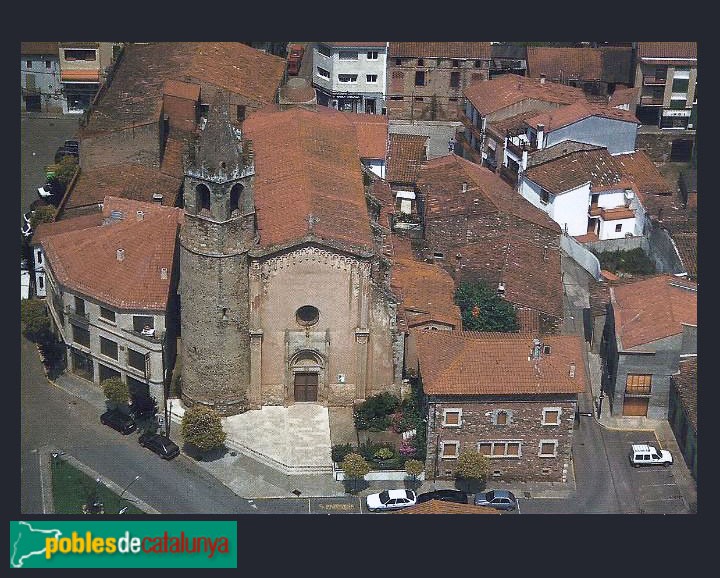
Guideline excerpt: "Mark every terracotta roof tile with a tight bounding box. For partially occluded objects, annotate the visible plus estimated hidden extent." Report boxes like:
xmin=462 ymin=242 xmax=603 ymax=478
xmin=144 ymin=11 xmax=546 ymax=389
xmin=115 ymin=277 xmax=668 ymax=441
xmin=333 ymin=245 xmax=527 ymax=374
xmin=611 ymin=275 xmax=697 ymax=349
xmin=41 ymin=197 xmax=182 ymax=311
xmin=612 ymin=151 xmax=674 ymax=196
xmin=64 ymin=163 xmax=182 ymax=211
xmin=609 ymin=86 xmax=640 ymax=107
xmin=672 ymin=357 xmax=697 ymax=433
xmin=389 ymin=42 xmax=491 ymax=59
xmin=21 ymin=42 xmax=58 ymax=55
xmin=163 ymin=79 xmax=201 ymax=101
xmin=527 ymin=47 xmax=603 ymax=81
xmin=524 ymin=148 xmax=624 ymax=194
xmin=672 ymin=233 xmax=697 ymax=279
xmin=386 ymin=133 xmax=428 ymax=183
xmin=343 ymin=112 xmax=388 ymax=160
xmin=637 ymin=42 xmax=697 ymax=60
xmin=32 ymin=213 xmax=105 ymax=247
xmin=395 ymin=500 xmax=500 ymax=514
xmin=464 ymin=74 xmax=586 ymax=116
xmin=525 ymin=101 xmax=639 ymax=132
xmin=416 ymin=331 xmax=587 ymax=396
xmin=243 ymin=107 xmax=373 ymax=251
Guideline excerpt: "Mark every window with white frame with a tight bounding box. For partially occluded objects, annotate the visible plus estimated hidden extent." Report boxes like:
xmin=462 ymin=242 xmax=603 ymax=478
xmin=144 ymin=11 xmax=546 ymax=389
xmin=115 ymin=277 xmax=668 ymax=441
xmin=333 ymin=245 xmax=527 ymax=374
xmin=367 ymin=51 xmax=378 ymax=60
xmin=539 ymin=439 xmax=558 ymax=457
xmin=316 ymin=67 xmax=330 ymax=79
xmin=338 ymin=74 xmax=358 ymax=83
xmin=442 ymin=408 xmax=462 ymax=427
xmin=366 ymin=74 xmax=378 ymax=83
xmin=317 ymin=44 xmax=331 ymax=57
xmin=492 ymin=409 xmax=512 ymax=425
xmin=339 ymin=51 xmax=358 ymax=60
xmin=478 ymin=441 xmax=522 ymax=458
xmin=440 ymin=440 xmax=459 ymax=458
xmin=542 ymin=407 xmax=561 ymax=426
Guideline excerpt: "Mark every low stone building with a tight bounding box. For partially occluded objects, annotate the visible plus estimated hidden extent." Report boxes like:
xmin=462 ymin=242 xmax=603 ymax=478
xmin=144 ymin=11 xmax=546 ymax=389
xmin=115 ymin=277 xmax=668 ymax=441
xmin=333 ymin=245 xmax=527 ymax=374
xmin=668 ymin=357 xmax=697 ymax=480
xmin=415 ymin=330 xmax=587 ymax=483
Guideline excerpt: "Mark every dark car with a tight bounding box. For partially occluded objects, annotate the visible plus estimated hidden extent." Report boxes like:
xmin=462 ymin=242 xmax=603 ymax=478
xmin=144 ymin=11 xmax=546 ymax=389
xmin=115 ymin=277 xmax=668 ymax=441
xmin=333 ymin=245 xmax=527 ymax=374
xmin=474 ymin=489 xmax=517 ymax=511
xmin=138 ymin=433 xmax=180 ymax=460
xmin=54 ymin=140 xmax=80 ymax=163
xmin=416 ymin=489 xmax=468 ymax=504
xmin=100 ymin=410 xmax=137 ymax=435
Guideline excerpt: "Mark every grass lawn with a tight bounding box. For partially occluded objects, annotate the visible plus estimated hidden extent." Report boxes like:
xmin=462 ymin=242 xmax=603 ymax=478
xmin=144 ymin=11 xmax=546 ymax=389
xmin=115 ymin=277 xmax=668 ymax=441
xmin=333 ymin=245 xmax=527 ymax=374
xmin=51 ymin=458 xmax=145 ymax=515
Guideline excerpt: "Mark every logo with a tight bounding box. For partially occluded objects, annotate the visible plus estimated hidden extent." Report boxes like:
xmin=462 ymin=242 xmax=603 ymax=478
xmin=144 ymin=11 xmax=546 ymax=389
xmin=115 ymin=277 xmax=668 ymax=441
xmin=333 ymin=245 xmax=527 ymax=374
xmin=10 ymin=521 xmax=237 ymax=568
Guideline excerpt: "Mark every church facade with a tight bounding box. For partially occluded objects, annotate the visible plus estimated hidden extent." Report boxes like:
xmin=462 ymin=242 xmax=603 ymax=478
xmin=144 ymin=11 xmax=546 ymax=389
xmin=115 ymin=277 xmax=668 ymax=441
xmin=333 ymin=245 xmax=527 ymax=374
xmin=178 ymin=95 xmax=402 ymax=415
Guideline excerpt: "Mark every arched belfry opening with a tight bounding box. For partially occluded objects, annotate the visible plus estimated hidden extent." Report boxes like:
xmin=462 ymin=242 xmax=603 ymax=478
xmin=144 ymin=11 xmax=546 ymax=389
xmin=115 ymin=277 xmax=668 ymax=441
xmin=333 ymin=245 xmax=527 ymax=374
xmin=196 ymin=183 xmax=211 ymax=213
xmin=230 ymin=183 xmax=244 ymax=214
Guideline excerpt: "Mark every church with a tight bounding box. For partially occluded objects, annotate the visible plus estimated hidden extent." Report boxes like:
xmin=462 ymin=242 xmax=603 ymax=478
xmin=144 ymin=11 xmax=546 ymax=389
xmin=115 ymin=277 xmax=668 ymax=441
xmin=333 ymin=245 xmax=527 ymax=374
xmin=178 ymin=93 xmax=403 ymax=416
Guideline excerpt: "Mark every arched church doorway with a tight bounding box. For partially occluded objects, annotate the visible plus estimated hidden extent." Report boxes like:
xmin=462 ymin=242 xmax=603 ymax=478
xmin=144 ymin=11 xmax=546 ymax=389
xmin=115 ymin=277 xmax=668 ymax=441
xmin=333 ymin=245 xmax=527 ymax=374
xmin=294 ymin=372 xmax=318 ymax=402
xmin=289 ymin=349 xmax=324 ymax=403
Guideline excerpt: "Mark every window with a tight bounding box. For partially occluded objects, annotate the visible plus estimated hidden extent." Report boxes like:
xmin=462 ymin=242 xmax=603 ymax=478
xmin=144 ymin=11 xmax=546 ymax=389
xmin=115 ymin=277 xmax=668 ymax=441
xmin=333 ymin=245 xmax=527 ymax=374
xmin=133 ymin=315 xmax=154 ymax=334
xmin=296 ymin=305 xmax=319 ymax=327
xmin=440 ymin=441 xmax=459 ymax=458
xmin=542 ymin=408 xmax=561 ymax=425
xmin=390 ymin=96 xmax=404 ymax=101
xmin=26 ymin=60 xmax=32 ymax=68
xmin=338 ymin=51 xmax=358 ymax=60
xmin=128 ymin=348 xmax=146 ymax=372
xmin=72 ymin=324 xmax=90 ymax=347
xmin=417 ymin=58 xmax=424 ymax=66
xmin=338 ymin=74 xmax=358 ymax=83
xmin=366 ymin=74 xmax=378 ymax=83
xmin=433 ymin=252 xmax=444 ymax=259
xmin=45 ymin=60 xmax=51 ymax=69
xmin=540 ymin=189 xmax=551 ymax=205
xmin=450 ymin=71 xmax=460 ymax=88
xmin=415 ymin=96 xmax=424 ymax=102
xmin=539 ymin=440 xmax=558 ymax=457
xmin=443 ymin=409 xmax=462 ymax=427
xmin=316 ymin=67 xmax=330 ymax=79
xmin=474 ymin=60 xmax=483 ymax=68
xmin=367 ymin=51 xmax=378 ymax=60
xmin=64 ymin=49 xmax=96 ymax=61
xmin=317 ymin=44 xmax=331 ymax=57
xmin=38 ymin=277 xmax=44 ymax=290
xmin=670 ymin=99 xmax=688 ymax=109
xmin=672 ymin=78 xmax=689 ymax=94
xmin=626 ymin=374 xmax=652 ymax=395
xmin=37 ymin=252 xmax=43 ymax=265
xmin=615 ymin=224 xmax=622 ymax=233
xmin=100 ymin=336 xmax=118 ymax=360
xmin=99 ymin=306 xmax=115 ymax=323
xmin=478 ymin=441 xmax=522 ymax=458
xmin=74 ymin=296 xmax=85 ymax=316
xmin=236 ymin=105 xmax=246 ymax=122
xmin=452 ymin=59 xmax=460 ymax=68
xmin=492 ymin=409 xmax=512 ymax=425
xmin=415 ymin=71 xmax=425 ymax=86
xmin=395 ymin=57 xmax=402 ymax=66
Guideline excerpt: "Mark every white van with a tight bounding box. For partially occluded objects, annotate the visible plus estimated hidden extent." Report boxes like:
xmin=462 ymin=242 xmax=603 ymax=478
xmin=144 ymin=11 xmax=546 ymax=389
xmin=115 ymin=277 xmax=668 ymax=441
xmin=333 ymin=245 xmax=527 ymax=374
xmin=629 ymin=444 xmax=673 ymax=467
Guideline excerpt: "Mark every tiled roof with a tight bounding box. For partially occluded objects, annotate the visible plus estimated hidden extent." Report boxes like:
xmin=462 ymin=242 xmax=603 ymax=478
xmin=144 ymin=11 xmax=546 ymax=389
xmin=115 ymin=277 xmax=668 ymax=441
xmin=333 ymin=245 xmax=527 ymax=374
xmin=637 ymin=42 xmax=697 ymax=60
xmin=243 ymin=107 xmax=373 ymax=252
xmin=589 ymin=280 xmax=611 ymax=317
xmin=415 ymin=331 xmax=587 ymax=396
xmin=599 ymin=47 xmax=634 ymax=85
xmin=524 ymin=148 xmax=624 ymax=194
xmin=386 ymin=133 xmax=428 ymax=183
xmin=391 ymin=256 xmax=462 ymax=328
xmin=394 ymin=500 xmax=500 ymax=514
xmin=21 ymin=42 xmax=58 ymax=55
xmin=487 ymin=110 xmax=540 ymax=139
xmin=163 ymin=79 xmax=201 ymax=101
xmin=609 ymin=86 xmax=640 ymax=107
xmin=83 ymin=43 xmax=284 ymax=134
xmin=41 ymin=197 xmax=182 ymax=311
xmin=527 ymin=47 xmax=603 ymax=81
xmin=611 ymin=275 xmax=697 ymax=349
xmin=464 ymin=74 xmax=586 ymax=116
xmin=612 ymin=150 xmax=676 ymax=215
xmin=672 ymin=357 xmax=697 ymax=434
xmin=421 ymin=154 xmax=561 ymax=232
xmin=64 ymin=163 xmax=182 ymax=210
xmin=160 ymin=133 xmax=190 ymax=179
xmin=343 ymin=112 xmax=388 ymax=160
xmin=672 ymin=232 xmax=697 ymax=279
xmin=525 ymin=101 xmax=639 ymax=132
xmin=526 ymin=141 xmax=604 ymax=168
xmin=389 ymin=42 xmax=491 ymax=59
xmin=32 ymin=213 xmax=105 ymax=247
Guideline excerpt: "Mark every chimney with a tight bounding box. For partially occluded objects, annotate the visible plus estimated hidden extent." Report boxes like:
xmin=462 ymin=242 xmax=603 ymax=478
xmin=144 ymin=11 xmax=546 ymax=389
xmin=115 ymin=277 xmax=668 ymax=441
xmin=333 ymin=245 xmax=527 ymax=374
xmin=116 ymin=249 xmax=125 ymax=262
xmin=543 ymin=245 xmax=548 ymax=260
xmin=536 ymin=123 xmax=545 ymax=150
xmin=540 ymin=74 xmax=546 ymax=85
xmin=160 ymin=267 xmax=168 ymax=280
xmin=532 ymin=338 xmax=542 ymax=360
xmin=497 ymin=281 xmax=505 ymax=296
xmin=569 ymin=362 xmax=576 ymax=378
xmin=462 ymin=181 xmax=468 ymax=192
xmin=521 ymin=148 xmax=528 ymax=171
xmin=136 ymin=210 xmax=144 ymax=221
xmin=152 ymin=193 xmax=163 ymax=204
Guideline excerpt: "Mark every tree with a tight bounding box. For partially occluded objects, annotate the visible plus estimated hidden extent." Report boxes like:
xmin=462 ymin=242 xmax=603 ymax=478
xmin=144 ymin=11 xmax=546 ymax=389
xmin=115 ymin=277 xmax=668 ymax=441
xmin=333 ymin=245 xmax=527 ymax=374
xmin=405 ymin=459 xmax=425 ymax=487
xmin=53 ymin=156 xmax=78 ymax=189
xmin=30 ymin=205 xmax=56 ymax=230
xmin=20 ymin=299 xmax=51 ymax=343
xmin=454 ymin=281 xmax=519 ymax=332
xmin=454 ymin=450 xmax=489 ymax=492
xmin=102 ymin=377 xmax=129 ymax=408
xmin=340 ymin=452 xmax=370 ymax=494
xmin=181 ymin=405 xmax=226 ymax=454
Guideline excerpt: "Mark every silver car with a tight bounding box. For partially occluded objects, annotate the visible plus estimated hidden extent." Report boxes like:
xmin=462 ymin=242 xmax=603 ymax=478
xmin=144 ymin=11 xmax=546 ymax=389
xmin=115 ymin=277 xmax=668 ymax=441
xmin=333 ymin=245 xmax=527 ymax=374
xmin=474 ymin=489 xmax=517 ymax=510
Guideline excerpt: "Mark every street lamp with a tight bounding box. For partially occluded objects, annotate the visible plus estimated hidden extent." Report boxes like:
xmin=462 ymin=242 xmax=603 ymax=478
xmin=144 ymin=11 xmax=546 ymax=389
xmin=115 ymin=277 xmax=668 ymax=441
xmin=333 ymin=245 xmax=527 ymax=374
xmin=119 ymin=475 xmax=140 ymax=499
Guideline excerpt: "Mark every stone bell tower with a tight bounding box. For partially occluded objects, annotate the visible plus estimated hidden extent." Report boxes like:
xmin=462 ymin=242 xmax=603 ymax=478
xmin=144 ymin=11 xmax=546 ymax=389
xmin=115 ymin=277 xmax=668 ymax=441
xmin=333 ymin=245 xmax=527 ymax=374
xmin=178 ymin=90 xmax=256 ymax=415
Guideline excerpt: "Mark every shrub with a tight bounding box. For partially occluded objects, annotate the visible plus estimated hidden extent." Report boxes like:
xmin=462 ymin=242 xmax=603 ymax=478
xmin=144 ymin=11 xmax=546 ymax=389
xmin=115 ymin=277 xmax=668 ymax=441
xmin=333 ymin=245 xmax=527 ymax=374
xmin=331 ymin=443 xmax=354 ymax=464
xmin=595 ymin=248 xmax=656 ymax=275
xmin=340 ymin=453 xmax=370 ymax=492
xmin=399 ymin=437 xmax=416 ymax=457
xmin=455 ymin=450 xmax=489 ymax=483
xmin=181 ymin=405 xmax=226 ymax=453
xmin=102 ymin=377 xmax=129 ymax=406
xmin=353 ymin=392 xmax=401 ymax=431
xmin=405 ymin=459 xmax=425 ymax=481
xmin=374 ymin=447 xmax=394 ymax=460
xmin=455 ymin=280 xmax=520 ymax=332
xmin=21 ymin=299 xmax=52 ymax=343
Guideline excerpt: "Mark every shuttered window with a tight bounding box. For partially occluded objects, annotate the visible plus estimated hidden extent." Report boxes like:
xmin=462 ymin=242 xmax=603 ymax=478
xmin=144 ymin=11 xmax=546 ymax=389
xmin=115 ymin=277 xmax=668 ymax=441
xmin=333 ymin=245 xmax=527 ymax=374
xmin=626 ymin=374 xmax=652 ymax=395
xmin=539 ymin=440 xmax=558 ymax=457
xmin=443 ymin=410 xmax=461 ymax=426
xmin=441 ymin=442 xmax=458 ymax=458
xmin=507 ymin=443 xmax=520 ymax=456
xmin=478 ymin=441 xmax=522 ymax=458
xmin=479 ymin=443 xmax=492 ymax=456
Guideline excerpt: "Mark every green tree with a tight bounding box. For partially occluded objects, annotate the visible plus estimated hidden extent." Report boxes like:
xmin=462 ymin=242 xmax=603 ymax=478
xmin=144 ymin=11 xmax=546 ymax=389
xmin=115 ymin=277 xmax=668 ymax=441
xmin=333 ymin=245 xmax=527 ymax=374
xmin=102 ymin=377 xmax=129 ymax=408
xmin=53 ymin=156 xmax=78 ymax=189
xmin=454 ymin=450 xmax=489 ymax=492
xmin=454 ymin=281 xmax=519 ymax=332
xmin=20 ymin=299 xmax=51 ymax=343
xmin=340 ymin=452 xmax=370 ymax=493
xmin=405 ymin=459 xmax=425 ymax=487
xmin=181 ymin=405 xmax=226 ymax=454
xmin=30 ymin=205 xmax=57 ymax=230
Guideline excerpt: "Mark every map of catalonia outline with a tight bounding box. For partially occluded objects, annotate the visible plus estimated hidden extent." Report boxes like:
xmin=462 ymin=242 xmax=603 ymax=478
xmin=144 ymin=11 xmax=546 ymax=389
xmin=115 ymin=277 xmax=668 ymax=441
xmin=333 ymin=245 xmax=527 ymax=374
xmin=10 ymin=521 xmax=63 ymax=568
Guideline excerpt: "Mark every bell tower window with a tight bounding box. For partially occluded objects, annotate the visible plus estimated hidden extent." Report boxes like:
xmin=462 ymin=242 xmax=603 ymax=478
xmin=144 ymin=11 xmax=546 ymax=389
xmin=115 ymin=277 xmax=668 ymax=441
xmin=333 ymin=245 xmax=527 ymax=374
xmin=196 ymin=183 xmax=211 ymax=213
xmin=230 ymin=183 xmax=243 ymax=215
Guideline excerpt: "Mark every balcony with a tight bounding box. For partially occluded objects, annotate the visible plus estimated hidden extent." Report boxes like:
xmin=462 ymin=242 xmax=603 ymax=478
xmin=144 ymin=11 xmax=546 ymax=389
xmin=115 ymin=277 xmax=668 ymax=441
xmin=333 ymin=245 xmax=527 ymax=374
xmin=643 ymin=76 xmax=667 ymax=86
xmin=65 ymin=306 xmax=89 ymax=327
xmin=639 ymin=95 xmax=664 ymax=106
xmin=588 ymin=206 xmax=635 ymax=221
xmin=122 ymin=327 xmax=163 ymax=345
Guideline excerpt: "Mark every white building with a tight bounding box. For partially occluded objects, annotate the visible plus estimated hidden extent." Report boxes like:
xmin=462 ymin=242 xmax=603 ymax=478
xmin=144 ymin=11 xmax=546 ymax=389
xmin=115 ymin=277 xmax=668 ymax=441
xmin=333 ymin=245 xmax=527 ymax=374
xmin=312 ymin=42 xmax=388 ymax=114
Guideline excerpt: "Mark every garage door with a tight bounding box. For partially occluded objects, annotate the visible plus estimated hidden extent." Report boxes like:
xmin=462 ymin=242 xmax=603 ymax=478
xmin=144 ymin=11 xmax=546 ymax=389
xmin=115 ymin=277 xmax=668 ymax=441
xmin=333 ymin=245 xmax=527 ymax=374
xmin=623 ymin=396 xmax=649 ymax=416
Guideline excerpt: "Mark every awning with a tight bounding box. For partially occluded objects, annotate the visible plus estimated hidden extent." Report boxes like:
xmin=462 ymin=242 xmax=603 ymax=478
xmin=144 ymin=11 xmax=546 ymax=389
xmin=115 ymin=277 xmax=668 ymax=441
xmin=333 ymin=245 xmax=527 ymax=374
xmin=61 ymin=69 xmax=100 ymax=82
xmin=395 ymin=190 xmax=416 ymax=200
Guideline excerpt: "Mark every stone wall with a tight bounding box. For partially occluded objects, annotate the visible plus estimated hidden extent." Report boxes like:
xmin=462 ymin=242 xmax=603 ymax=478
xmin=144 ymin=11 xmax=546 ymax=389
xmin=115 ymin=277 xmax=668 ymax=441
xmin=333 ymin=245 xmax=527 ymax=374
xmin=636 ymin=132 xmax=696 ymax=164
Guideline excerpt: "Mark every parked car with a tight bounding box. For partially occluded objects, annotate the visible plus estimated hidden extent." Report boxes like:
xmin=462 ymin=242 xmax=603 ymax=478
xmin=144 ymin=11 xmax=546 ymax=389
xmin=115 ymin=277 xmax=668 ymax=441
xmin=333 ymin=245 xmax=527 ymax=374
xmin=366 ymin=489 xmax=417 ymax=512
xmin=629 ymin=444 xmax=673 ymax=467
xmin=287 ymin=44 xmax=304 ymax=76
xmin=474 ymin=489 xmax=517 ymax=511
xmin=416 ymin=489 xmax=468 ymax=504
xmin=138 ymin=432 xmax=180 ymax=460
xmin=21 ymin=260 xmax=30 ymax=300
xmin=100 ymin=409 xmax=137 ymax=435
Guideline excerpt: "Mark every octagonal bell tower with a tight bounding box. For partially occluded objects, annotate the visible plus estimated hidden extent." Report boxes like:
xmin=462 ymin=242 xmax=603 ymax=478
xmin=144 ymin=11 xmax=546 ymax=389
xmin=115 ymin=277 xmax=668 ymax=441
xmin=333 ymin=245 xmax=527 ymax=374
xmin=178 ymin=90 xmax=256 ymax=415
